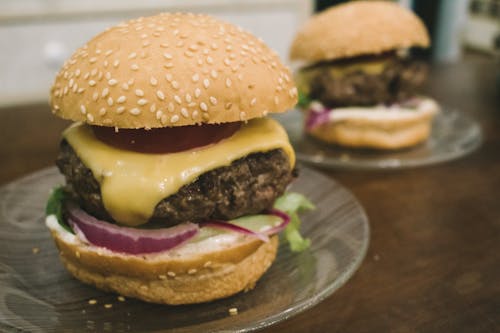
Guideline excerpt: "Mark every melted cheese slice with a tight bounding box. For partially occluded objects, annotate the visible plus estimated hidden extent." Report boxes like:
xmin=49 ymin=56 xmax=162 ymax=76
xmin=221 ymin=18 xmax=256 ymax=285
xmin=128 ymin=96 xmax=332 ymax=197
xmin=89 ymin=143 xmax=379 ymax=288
xmin=63 ymin=118 xmax=295 ymax=227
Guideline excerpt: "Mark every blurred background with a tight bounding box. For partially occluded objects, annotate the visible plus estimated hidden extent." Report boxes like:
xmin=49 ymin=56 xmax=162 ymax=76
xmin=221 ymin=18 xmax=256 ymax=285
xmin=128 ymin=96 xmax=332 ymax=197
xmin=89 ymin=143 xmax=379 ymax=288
xmin=0 ymin=0 xmax=498 ymax=108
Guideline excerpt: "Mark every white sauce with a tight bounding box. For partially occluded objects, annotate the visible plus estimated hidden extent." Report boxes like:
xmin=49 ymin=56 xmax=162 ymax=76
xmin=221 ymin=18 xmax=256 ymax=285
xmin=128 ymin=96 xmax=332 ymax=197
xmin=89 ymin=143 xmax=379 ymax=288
xmin=323 ymin=98 xmax=440 ymax=122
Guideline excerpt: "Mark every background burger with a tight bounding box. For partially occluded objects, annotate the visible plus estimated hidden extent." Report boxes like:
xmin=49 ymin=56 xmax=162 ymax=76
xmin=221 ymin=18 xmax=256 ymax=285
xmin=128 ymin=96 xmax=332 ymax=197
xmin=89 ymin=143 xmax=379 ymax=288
xmin=45 ymin=12 xmax=312 ymax=305
xmin=290 ymin=1 xmax=440 ymax=150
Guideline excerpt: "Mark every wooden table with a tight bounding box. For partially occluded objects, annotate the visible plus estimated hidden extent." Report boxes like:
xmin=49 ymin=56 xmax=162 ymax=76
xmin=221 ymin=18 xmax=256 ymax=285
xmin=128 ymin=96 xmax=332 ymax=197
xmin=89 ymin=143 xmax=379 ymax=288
xmin=1 ymin=54 xmax=499 ymax=332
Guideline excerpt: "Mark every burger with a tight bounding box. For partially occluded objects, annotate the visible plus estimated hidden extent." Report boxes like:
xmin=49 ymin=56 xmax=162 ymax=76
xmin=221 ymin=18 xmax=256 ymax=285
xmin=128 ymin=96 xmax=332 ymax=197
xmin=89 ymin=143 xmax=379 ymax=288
xmin=45 ymin=13 xmax=312 ymax=305
xmin=290 ymin=1 xmax=440 ymax=150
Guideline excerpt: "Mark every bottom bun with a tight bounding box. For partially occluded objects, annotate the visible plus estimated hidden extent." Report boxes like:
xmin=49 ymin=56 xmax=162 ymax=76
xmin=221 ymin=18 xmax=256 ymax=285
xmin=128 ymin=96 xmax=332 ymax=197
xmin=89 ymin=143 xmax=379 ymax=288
xmin=306 ymin=99 xmax=439 ymax=150
xmin=46 ymin=216 xmax=278 ymax=304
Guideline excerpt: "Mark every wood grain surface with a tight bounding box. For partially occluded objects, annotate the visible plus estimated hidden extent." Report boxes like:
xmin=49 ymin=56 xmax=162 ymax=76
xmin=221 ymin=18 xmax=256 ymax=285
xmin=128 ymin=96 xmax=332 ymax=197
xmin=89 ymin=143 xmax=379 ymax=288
xmin=0 ymin=53 xmax=499 ymax=332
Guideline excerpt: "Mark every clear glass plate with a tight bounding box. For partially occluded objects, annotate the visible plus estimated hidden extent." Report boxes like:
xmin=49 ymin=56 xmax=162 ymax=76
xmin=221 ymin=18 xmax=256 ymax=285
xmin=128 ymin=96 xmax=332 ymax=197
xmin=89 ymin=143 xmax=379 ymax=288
xmin=275 ymin=108 xmax=482 ymax=169
xmin=0 ymin=166 xmax=369 ymax=333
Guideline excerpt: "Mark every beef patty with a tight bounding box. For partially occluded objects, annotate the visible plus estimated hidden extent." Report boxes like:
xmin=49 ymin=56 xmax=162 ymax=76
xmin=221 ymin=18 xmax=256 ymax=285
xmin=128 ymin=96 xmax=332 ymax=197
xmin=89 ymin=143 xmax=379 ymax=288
xmin=305 ymin=56 xmax=428 ymax=107
xmin=56 ymin=140 xmax=296 ymax=226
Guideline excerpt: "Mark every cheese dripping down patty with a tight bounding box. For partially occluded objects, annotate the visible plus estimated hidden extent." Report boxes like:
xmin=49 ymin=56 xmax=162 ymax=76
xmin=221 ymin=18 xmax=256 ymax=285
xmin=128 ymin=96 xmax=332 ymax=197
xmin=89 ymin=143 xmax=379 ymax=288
xmin=63 ymin=117 xmax=295 ymax=226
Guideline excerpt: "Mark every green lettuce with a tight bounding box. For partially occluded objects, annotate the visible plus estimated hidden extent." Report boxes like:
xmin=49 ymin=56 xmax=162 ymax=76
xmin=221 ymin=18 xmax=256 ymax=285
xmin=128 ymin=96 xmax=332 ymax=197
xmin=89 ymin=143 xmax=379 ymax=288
xmin=45 ymin=186 xmax=73 ymax=233
xmin=273 ymin=192 xmax=315 ymax=252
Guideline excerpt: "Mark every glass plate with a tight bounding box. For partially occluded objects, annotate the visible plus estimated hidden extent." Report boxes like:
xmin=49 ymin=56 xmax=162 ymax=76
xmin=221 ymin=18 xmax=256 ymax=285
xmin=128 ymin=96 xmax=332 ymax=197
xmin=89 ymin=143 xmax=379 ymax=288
xmin=0 ymin=166 xmax=369 ymax=333
xmin=275 ymin=108 xmax=482 ymax=169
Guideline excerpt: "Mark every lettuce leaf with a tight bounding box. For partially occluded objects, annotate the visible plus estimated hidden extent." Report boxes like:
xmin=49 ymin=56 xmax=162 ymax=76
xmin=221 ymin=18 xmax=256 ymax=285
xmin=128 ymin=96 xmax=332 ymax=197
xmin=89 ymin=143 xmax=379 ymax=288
xmin=274 ymin=192 xmax=315 ymax=252
xmin=297 ymin=90 xmax=312 ymax=108
xmin=45 ymin=187 xmax=73 ymax=233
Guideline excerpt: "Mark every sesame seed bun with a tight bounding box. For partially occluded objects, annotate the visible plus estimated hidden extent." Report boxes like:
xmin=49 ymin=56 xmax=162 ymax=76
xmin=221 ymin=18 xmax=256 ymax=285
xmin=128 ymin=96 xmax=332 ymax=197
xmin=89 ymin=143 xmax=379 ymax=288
xmin=50 ymin=13 xmax=297 ymax=129
xmin=290 ymin=1 xmax=430 ymax=64
xmin=47 ymin=216 xmax=278 ymax=305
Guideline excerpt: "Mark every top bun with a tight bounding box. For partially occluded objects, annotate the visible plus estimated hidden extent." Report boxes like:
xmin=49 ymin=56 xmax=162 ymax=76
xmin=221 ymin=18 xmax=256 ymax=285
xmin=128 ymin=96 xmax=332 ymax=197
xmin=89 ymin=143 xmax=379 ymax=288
xmin=290 ymin=1 xmax=429 ymax=64
xmin=50 ymin=13 xmax=297 ymax=128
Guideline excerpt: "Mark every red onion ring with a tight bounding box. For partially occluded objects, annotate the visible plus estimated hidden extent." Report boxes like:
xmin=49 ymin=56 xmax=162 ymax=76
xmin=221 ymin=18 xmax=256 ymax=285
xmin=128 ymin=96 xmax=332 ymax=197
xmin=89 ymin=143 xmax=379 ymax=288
xmin=67 ymin=206 xmax=199 ymax=254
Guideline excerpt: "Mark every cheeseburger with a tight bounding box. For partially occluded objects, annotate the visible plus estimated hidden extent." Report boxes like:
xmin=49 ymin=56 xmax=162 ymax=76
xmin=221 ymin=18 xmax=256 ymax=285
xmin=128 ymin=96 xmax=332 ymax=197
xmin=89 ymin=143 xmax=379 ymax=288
xmin=290 ymin=1 xmax=440 ymax=149
xmin=45 ymin=13 xmax=311 ymax=305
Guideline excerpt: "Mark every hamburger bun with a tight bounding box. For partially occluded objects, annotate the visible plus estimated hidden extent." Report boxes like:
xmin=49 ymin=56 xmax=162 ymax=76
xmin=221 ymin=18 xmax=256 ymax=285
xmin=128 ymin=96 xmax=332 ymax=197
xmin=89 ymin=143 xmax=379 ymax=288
xmin=290 ymin=0 xmax=430 ymax=64
xmin=47 ymin=216 xmax=278 ymax=305
xmin=307 ymin=102 xmax=437 ymax=149
xmin=50 ymin=13 xmax=297 ymax=129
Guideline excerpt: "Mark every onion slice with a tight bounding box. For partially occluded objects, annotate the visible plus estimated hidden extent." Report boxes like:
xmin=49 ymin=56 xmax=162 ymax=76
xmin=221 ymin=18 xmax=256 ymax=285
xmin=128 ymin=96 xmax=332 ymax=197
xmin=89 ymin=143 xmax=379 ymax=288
xmin=67 ymin=206 xmax=199 ymax=254
xmin=200 ymin=209 xmax=291 ymax=242
xmin=265 ymin=209 xmax=291 ymax=235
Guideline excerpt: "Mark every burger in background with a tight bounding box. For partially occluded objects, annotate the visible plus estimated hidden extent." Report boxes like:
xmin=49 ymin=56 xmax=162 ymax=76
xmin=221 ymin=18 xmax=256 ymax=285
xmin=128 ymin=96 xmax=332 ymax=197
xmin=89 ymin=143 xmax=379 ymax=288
xmin=290 ymin=1 xmax=440 ymax=150
xmin=45 ymin=13 xmax=313 ymax=305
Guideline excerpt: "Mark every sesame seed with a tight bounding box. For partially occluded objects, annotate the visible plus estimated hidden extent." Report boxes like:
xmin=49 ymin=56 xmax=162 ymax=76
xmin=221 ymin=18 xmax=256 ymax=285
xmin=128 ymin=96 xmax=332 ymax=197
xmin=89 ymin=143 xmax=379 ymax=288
xmin=88 ymin=80 xmax=96 ymax=86
xmin=209 ymin=96 xmax=217 ymax=105
xmin=72 ymin=84 xmax=78 ymax=93
xmin=137 ymin=98 xmax=148 ymax=106
xmin=289 ymin=87 xmax=297 ymax=98
xmin=158 ymin=275 xmax=167 ymax=280
xmin=168 ymin=102 xmax=175 ymax=112
xmin=164 ymin=63 xmax=174 ymax=68
xmin=160 ymin=43 xmax=169 ymax=48
xmin=156 ymin=90 xmax=165 ymax=100
xmin=105 ymin=72 xmax=111 ymax=80
xmin=200 ymin=102 xmax=208 ymax=111
xmin=163 ymin=53 xmax=173 ymax=60
xmin=129 ymin=108 xmax=141 ymax=115
xmin=107 ymin=97 xmax=114 ymax=106
xmin=77 ymin=88 xmax=85 ymax=94
xmin=116 ymin=106 xmax=125 ymax=114
xmin=128 ymin=52 xmax=137 ymax=59
xmin=92 ymin=92 xmax=99 ymax=101
xmin=195 ymin=88 xmax=201 ymax=98
xmin=165 ymin=73 xmax=173 ymax=82
xmin=167 ymin=271 xmax=176 ymax=277
xmin=87 ymin=113 xmax=94 ymax=122
xmin=101 ymin=88 xmax=109 ymax=97
xmin=156 ymin=110 xmax=163 ymax=120
xmin=140 ymin=33 xmax=148 ymax=39
xmin=117 ymin=96 xmax=126 ymax=103
xmin=278 ymin=77 xmax=283 ymax=85
xmin=113 ymin=59 xmax=120 ymax=67
xmin=104 ymin=304 xmax=112 ymax=309
xmin=224 ymin=58 xmax=231 ymax=66
xmin=229 ymin=53 xmax=236 ymax=60
xmin=250 ymin=97 xmax=257 ymax=106
xmin=188 ymin=268 xmax=197 ymax=275
xmin=108 ymin=79 xmax=118 ymax=86
xmin=97 ymin=71 xmax=103 ymax=80
xmin=130 ymin=64 xmax=139 ymax=71
xmin=181 ymin=108 xmax=189 ymax=118
xmin=142 ymin=41 xmax=150 ymax=47
xmin=229 ymin=308 xmax=238 ymax=316
xmin=184 ymin=50 xmax=194 ymax=57
xmin=75 ymin=69 xmax=81 ymax=77
xmin=203 ymin=261 xmax=212 ymax=268
xmin=99 ymin=108 xmax=107 ymax=115
xmin=118 ymin=296 xmax=126 ymax=302
xmin=170 ymin=115 xmax=179 ymax=123
xmin=171 ymin=81 xmax=179 ymax=90
xmin=150 ymin=104 xmax=156 ymax=113
xmin=203 ymin=79 xmax=210 ymax=89
xmin=240 ymin=111 xmax=246 ymax=120
xmin=211 ymin=42 xmax=218 ymax=50
xmin=197 ymin=58 xmax=203 ymax=66
xmin=88 ymin=299 xmax=97 ymax=305
xmin=69 ymin=78 xmax=74 ymax=88
xmin=122 ymin=83 xmax=129 ymax=90
xmin=210 ymin=69 xmax=217 ymax=79
xmin=174 ymin=95 xmax=182 ymax=104
xmin=225 ymin=78 xmax=232 ymax=87
xmin=192 ymin=73 xmax=199 ymax=82
xmin=89 ymin=57 xmax=97 ymax=63
xmin=185 ymin=93 xmax=192 ymax=103
xmin=63 ymin=86 xmax=68 ymax=95
xmin=274 ymin=96 xmax=279 ymax=105
xmin=135 ymin=89 xmax=144 ymax=97
xmin=80 ymin=105 xmax=86 ymax=114
xmin=189 ymin=44 xmax=198 ymax=51
xmin=192 ymin=110 xmax=199 ymax=118
xmin=105 ymin=49 xmax=113 ymax=56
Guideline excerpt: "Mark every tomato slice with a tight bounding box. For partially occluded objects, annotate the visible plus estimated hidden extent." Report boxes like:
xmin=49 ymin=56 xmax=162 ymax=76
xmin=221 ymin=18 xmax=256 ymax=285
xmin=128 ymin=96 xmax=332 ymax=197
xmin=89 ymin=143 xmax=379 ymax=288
xmin=92 ymin=122 xmax=242 ymax=154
